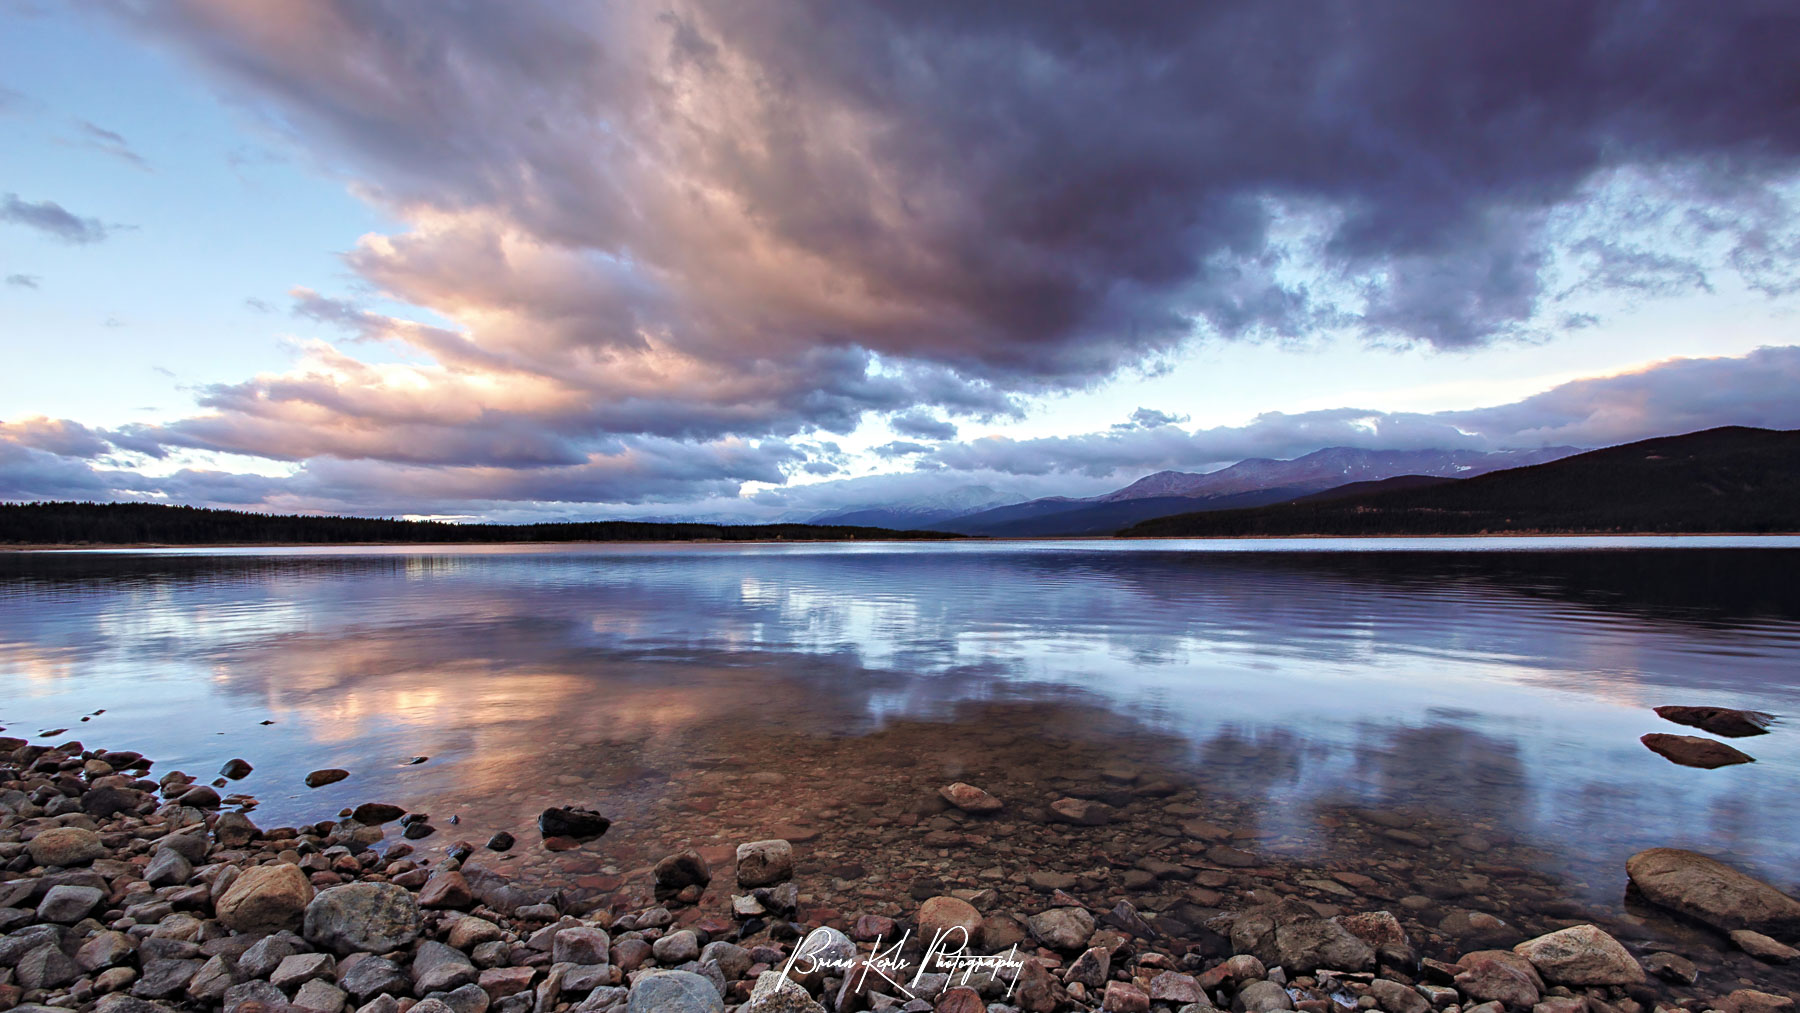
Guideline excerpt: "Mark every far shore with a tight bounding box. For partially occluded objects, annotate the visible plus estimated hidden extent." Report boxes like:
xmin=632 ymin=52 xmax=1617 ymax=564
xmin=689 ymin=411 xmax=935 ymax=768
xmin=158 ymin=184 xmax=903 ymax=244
xmin=4 ymin=530 xmax=1800 ymax=551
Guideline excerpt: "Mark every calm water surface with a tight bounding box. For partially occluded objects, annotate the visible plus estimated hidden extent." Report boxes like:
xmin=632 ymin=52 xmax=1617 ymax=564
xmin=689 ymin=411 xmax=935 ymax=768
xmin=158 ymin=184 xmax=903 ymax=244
xmin=3 ymin=538 xmax=1798 ymax=930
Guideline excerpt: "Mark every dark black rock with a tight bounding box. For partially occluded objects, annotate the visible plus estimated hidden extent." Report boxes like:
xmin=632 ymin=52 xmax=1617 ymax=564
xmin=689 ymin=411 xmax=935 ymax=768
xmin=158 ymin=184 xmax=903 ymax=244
xmin=81 ymin=786 xmax=145 ymax=817
xmin=352 ymin=802 xmax=406 ymax=824
xmin=654 ymin=849 xmax=712 ymax=890
xmin=304 ymin=768 xmax=350 ymax=788
xmin=1654 ymin=705 xmax=1776 ymax=737
xmin=486 ymin=831 xmax=516 ymax=852
xmin=538 ymin=806 xmax=611 ymax=840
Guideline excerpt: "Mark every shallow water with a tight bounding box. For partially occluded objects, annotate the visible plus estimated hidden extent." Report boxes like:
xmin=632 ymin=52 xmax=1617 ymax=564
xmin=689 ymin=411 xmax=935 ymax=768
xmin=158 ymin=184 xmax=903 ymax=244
xmin=3 ymin=539 xmax=1799 ymax=942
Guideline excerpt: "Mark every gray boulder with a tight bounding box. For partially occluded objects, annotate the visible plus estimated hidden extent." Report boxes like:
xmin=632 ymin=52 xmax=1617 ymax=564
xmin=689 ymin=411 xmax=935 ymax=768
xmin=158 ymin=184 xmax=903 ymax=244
xmin=303 ymin=882 xmax=423 ymax=955
xmin=36 ymin=884 xmax=104 ymax=924
xmin=628 ymin=970 xmax=724 ymax=1013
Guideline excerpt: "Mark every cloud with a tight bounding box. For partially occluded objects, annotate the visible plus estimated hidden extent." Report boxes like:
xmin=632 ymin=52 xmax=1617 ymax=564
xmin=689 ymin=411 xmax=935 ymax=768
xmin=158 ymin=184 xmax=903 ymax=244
xmin=920 ymin=346 xmax=1800 ymax=478
xmin=74 ymin=120 xmax=150 ymax=170
xmin=1114 ymin=407 xmax=1191 ymax=430
xmin=873 ymin=441 xmax=932 ymax=459
xmin=5 ymin=274 xmax=39 ymax=289
xmin=6 ymin=2 xmax=1788 ymax=519
xmin=0 ymin=417 xmax=114 ymax=458
xmin=14 ymin=346 xmax=1795 ymax=520
xmin=0 ymin=193 xmax=115 ymax=243
xmin=88 ymin=1 xmax=1800 ymax=455
xmin=890 ymin=411 xmax=958 ymax=441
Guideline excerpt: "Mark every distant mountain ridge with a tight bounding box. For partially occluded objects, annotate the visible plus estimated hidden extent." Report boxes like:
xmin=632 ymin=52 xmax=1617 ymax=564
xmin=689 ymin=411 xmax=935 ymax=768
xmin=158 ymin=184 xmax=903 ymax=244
xmin=1098 ymin=446 xmax=1580 ymax=502
xmin=929 ymin=445 xmax=1583 ymax=536
xmin=809 ymin=484 xmax=1019 ymax=529
xmin=1122 ymin=426 xmax=1800 ymax=538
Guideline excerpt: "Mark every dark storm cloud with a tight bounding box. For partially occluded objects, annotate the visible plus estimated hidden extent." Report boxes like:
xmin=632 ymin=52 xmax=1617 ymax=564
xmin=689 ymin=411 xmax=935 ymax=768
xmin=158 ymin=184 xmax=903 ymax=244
xmin=112 ymin=2 xmax=1800 ymax=395
xmin=1 ymin=193 xmax=115 ymax=244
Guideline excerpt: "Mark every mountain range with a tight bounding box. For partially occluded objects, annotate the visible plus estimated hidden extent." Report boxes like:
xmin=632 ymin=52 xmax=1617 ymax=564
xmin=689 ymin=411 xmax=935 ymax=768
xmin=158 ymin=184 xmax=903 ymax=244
xmin=1123 ymin=426 xmax=1800 ymax=537
xmin=815 ymin=445 xmax=1583 ymax=537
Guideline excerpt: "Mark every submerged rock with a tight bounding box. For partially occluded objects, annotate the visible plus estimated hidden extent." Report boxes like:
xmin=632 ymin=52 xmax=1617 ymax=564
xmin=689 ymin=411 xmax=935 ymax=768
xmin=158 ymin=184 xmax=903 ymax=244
xmin=654 ymin=848 xmax=712 ymax=890
xmin=303 ymin=768 xmax=350 ymax=788
xmin=1639 ymin=732 xmax=1754 ymax=768
xmin=1047 ymin=797 xmax=1113 ymax=825
xmin=1626 ymin=847 xmax=1800 ymax=935
xmin=938 ymin=782 xmax=1003 ymax=813
xmin=538 ymin=805 xmax=611 ymax=840
xmin=1654 ymin=705 xmax=1776 ymax=737
xmin=735 ymin=839 xmax=794 ymax=887
xmin=1027 ymin=906 xmax=1096 ymax=951
xmin=351 ymin=801 xmax=406 ymax=824
xmin=1730 ymin=928 xmax=1800 ymax=963
xmin=917 ymin=895 xmax=982 ymax=942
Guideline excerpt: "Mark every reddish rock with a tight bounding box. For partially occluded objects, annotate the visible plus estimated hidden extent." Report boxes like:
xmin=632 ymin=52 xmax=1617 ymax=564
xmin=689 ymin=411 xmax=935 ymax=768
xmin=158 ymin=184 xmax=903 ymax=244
xmin=852 ymin=914 xmax=898 ymax=941
xmin=1102 ymin=980 xmax=1151 ymax=1013
xmin=1147 ymin=971 xmax=1203 ymax=1004
xmin=1640 ymin=733 xmax=1754 ymax=768
xmin=1511 ymin=925 xmax=1644 ymax=985
xmin=1048 ymin=798 xmax=1114 ymax=826
xmin=1198 ymin=953 xmax=1265 ymax=988
xmin=1180 ymin=819 xmax=1231 ymax=841
xmin=938 ymin=782 xmax=1003 ymax=813
xmin=303 ymin=768 xmax=350 ymax=788
xmin=418 ymin=870 xmax=473 ymax=909
xmin=918 ymin=896 xmax=982 ymax=943
xmin=1717 ymin=990 xmax=1796 ymax=1013
xmin=1013 ymin=958 xmax=1059 ymax=1013
xmin=935 ymin=986 xmax=986 ymax=1013
xmin=479 ymin=966 xmax=536 ymax=999
xmin=1654 ymin=705 xmax=1775 ymax=737
xmin=1454 ymin=950 xmax=1544 ymax=1009
xmin=1627 ymin=847 xmax=1800 ymax=936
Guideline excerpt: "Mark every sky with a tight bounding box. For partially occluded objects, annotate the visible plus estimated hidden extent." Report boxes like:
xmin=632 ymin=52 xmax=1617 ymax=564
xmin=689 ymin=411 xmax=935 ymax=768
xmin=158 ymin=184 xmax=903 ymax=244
xmin=3 ymin=1 xmax=1800 ymax=522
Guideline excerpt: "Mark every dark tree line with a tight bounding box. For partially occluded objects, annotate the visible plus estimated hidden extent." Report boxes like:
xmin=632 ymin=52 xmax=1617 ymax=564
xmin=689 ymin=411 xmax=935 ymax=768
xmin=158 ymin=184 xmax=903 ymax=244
xmin=0 ymin=501 xmax=964 ymax=546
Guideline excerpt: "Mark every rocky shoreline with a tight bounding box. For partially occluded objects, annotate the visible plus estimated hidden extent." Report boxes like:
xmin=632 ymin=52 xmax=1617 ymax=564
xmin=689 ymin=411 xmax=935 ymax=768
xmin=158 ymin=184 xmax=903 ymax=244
xmin=1 ymin=737 xmax=1796 ymax=1013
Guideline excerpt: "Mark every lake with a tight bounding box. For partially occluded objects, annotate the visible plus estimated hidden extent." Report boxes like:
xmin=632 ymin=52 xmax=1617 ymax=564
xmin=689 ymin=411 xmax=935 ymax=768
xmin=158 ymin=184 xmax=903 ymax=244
xmin=3 ymin=537 xmax=1798 ymax=966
